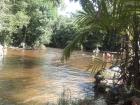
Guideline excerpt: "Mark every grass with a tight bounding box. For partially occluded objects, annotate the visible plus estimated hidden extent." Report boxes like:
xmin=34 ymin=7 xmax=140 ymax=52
xmin=45 ymin=88 xmax=106 ymax=105
xmin=45 ymin=98 xmax=95 ymax=105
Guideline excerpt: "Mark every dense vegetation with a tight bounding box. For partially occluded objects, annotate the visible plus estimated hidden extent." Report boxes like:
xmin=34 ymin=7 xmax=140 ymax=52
xmin=0 ymin=0 xmax=62 ymax=47
xmin=0 ymin=0 xmax=140 ymax=104
xmin=62 ymin=0 xmax=140 ymax=104
xmin=49 ymin=17 xmax=76 ymax=48
xmin=0 ymin=0 xmax=122 ymax=51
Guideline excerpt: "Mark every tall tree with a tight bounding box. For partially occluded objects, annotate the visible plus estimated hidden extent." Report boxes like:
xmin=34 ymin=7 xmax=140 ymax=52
xmin=63 ymin=0 xmax=140 ymax=90
xmin=0 ymin=0 xmax=62 ymax=46
xmin=62 ymin=0 xmax=130 ymax=60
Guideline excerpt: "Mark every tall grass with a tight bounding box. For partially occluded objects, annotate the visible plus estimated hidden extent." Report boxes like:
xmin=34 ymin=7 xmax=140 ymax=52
xmin=45 ymin=88 xmax=106 ymax=105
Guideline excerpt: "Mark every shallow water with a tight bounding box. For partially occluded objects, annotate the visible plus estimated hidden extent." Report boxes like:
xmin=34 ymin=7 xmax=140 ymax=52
xmin=0 ymin=48 xmax=94 ymax=105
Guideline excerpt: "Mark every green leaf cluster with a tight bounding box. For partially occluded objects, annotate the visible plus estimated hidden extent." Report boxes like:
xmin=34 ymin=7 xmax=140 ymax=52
xmin=0 ymin=0 xmax=63 ymax=47
xmin=62 ymin=0 xmax=140 ymax=60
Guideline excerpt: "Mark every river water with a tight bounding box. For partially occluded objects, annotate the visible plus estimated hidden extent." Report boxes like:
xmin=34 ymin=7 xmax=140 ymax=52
xmin=0 ymin=48 xmax=94 ymax=105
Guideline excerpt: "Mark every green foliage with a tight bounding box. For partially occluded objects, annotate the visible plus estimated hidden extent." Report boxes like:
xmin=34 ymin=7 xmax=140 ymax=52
xmin=0 ymin=0 xmax=29 ymax=45
xmin=83 ymin=32 xmax=103 ymax=51
xmin=49 ymin=17 xmax=77 ymax=48
xmin=0 ymin=0 xmax=63 ymax=46
xmin=62 ymin=0 xmax=133 ymax=60
xmin=69 ymin=0 xmax=140 ymax=102
xmin=11 ymin=0 xmax=53 ymax=47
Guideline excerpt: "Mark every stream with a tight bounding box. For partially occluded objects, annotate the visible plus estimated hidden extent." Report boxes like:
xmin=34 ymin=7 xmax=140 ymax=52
xmin=0 ymin=48 xmax=95 ymax=105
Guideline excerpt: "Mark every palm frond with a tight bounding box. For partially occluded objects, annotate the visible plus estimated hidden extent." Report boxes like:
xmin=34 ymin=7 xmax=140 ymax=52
xmin=87 ymin=57 xmax=108 ymax=73
xmin=61 ymin=28 xmax=92 ymax=61
xmin=62 ymin=0 xmax=137 ymax=61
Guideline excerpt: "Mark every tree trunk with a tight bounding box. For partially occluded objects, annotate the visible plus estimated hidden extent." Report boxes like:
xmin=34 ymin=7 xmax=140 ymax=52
xmin=133 ymin=14 xmax=140 ymax=88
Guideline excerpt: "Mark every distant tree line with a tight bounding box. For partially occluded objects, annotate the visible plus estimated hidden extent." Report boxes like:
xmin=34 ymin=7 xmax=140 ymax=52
xmin=0 ymin=0 xmax=62 ymax=48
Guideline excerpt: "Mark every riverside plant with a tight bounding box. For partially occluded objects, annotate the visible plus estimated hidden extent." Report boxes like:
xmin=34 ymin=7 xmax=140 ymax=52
xmin=45 ymin=88 xmax=100 ymax=105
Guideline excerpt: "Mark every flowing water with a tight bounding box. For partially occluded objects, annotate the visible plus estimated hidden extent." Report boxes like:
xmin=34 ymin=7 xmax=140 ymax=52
xmin=0 ymin=48 xmax=94 ymax=105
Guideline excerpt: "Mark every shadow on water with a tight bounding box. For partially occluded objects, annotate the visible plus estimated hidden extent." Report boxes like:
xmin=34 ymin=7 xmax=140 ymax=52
xmin=0 ymin=77 xmax=32 ymax=105
xmin=0 ymin=48 xmax=95 ymax=105
xmin=2 ymin=56 xmax=42 ymax=69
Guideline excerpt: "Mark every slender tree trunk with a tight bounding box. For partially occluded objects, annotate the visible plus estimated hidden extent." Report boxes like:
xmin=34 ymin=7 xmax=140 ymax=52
xmin=133 ymin=14 xmax=140 ymax=88
xmin=22 ymin=25 xmax=27 ymax=49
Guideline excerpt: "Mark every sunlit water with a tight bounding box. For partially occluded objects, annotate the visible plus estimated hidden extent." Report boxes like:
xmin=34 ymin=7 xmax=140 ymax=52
xmin=0 ymin=48 xmax=94 ymax=105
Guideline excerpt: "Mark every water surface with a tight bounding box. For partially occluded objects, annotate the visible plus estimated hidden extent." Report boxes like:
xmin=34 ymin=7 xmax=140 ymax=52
xmin=0 ymin=48 xmax=94 ymax=105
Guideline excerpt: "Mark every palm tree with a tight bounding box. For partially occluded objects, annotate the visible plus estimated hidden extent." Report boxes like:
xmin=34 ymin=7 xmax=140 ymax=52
xmin=124 ymin=0 xmax=140 ymax=89
xmin=62 ymin=0 xmax=140 ymax=89
xmin=62 ymin=0 xmax=130 ymax=60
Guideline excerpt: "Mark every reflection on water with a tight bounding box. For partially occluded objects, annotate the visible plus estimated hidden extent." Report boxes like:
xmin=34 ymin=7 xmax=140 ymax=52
xmin=0 ymin=48 xmax=94 ymax=105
